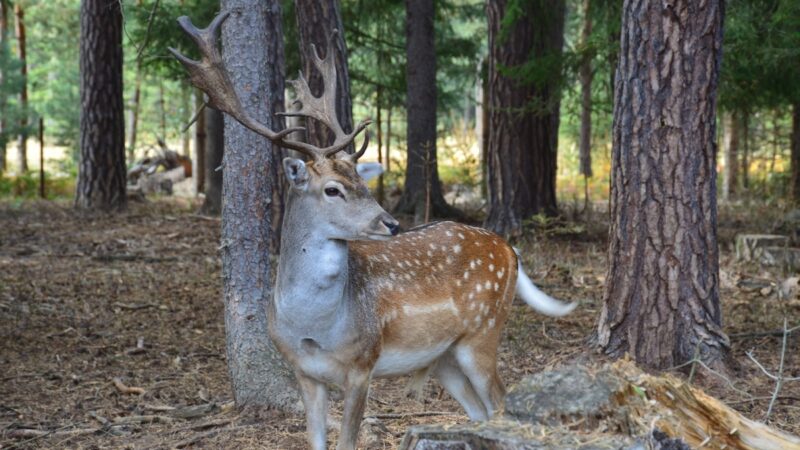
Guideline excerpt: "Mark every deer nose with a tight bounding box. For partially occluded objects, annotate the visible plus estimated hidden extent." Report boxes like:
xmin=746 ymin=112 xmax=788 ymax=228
xmin=382 ymin=219 xmax=400 ymax=236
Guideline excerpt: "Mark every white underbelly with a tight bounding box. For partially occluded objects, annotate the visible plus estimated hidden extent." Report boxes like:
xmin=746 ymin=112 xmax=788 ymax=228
xmin=372 ymin=341 xmax=452 ymax=377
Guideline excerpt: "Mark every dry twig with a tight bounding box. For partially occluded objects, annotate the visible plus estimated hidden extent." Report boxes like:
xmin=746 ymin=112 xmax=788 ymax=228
xmin=112 ymin=377 xmax=146 ymax=395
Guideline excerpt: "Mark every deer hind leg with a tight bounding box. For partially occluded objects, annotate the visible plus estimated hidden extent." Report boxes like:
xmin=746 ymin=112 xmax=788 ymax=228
xmin=336 ymin=369 xmax=371 ymax=450
xmin=296 ymin=372 xmax=328 ymax=450
xmin=453 ymin=345 xmax=505 ymax=418
xmin=432 ymin=353 xmax=488 ymax=420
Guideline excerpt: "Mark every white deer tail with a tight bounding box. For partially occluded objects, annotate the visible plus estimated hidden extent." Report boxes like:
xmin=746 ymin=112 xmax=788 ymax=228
xmin=514 ymin=250 xmax=576 ymax=317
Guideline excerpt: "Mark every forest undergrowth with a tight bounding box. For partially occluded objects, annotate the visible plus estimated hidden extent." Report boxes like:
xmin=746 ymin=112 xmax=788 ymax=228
xmin=0 ymin=199 xmax=797 ymax=449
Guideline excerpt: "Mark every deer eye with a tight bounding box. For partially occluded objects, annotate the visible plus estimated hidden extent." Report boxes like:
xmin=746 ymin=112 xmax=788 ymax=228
xmin=324 ymin=187 xmax=341 ymax=197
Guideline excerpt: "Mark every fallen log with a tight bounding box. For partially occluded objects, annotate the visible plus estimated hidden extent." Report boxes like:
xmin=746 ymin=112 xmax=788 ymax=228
xmin=401 ymin=361 xmax=800 ymax=450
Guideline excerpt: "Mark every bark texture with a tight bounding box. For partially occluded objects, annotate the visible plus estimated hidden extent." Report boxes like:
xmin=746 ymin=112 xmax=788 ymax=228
xmin=294 ymin=0 xmax=353 ymax=154
xmin=597 ymin=0 xmax=730 ymax=370
xmin=193 ymin=90 xmax=206 ymax=195
xmin=14 ymin=3 xmax=26 ymax=173
xmin=579 ymin=0 xmax=593 ymax=179
xmin=220 ymin=0 xmax=299 ymax=410
xmin=722 ymin=112 xmax=739 ymax=200
xmin=484 ymin=0 xmax=564 ymax=236
xmin=200 ymin=106 xmax=223 ymax=215
xmin=75 ymin=0 xmax=126 ymax=211
xmin=0 ymin=0 xmax=8 ymax=174
xmin=395 ymin=0 xmax=458 ymax=218
xmin=792 ymin=103 xmax=800 ymax=203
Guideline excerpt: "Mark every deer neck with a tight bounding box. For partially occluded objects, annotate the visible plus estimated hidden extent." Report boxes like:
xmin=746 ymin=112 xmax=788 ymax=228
xmin=274 ymin=194 xmax=352 ymax=325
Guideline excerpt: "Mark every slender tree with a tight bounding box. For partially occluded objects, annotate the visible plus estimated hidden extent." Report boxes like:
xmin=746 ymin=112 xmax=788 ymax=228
xmin=0 ymin=0 xmax=8 ymax=174
xmin=75 ymin=0 xmax=126 ymax=210
xmin=484 ymin=0 xmax=565 ymax=236
xmin=395 ymin=0 xmax=458 ymax=219
xmin=578 ymin=0 xmax=593 ymax=209
xmin=722 ymin=112 xmax=739 ymax=200
xmin=597 ymin=0 xmax=730 ymax=370
xmin=792 ymin=103 xmax=800 ymax=202
xmin=200 ymin=106 xmax=223 ymax=215
xmin=294 ymin=0 xmax=354 ymax=154
xmin=218 ymin=0 xmax=299 ymax=410
xmin=14 ymin=2 xmax=26 ymax=173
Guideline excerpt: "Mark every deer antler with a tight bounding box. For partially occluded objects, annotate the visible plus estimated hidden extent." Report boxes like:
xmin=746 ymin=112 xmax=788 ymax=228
xmin=169 ymin=13 xmax=371 ymax=162
xmin=278 ymin=30 xmax=372 ymax=161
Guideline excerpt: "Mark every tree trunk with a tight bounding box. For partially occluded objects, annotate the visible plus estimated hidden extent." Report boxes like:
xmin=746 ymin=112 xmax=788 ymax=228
xmin=376 ymin=86 xmax=384 ymax=204
xmin=75 ymin=0 xmax=126 ymax=211
xmin=200 ymin=106 xmax=223 ymax=215
xmin=484 ymin=0 xmax=564 ymax=236
xmin=597 ymin=0 xmax=730 ymax=370
xmin=579 ymin=0 xmax=593 ymax=212
xmin=395 ymin=0 xmax=459 ymax=219
xmin=158 ymin=79 xmax=167 ymax=140
xmin=128 ymin=61 xmax=142 ymax=161
xmin=181 ymin=83 xmax=191 ymax=157
xmin=14 ymin=2 xmax=26 ymax=173
xmin=220 ymin=0 xmax=299 ymax=411
xmin=0 ymin=0 xmax=8 ymax=175
xmin=791 ymin=103 xmax=800 ymax=203
xmin=722 ymin=112 xmax=739 ymax=200
xmin=741 ymin=110 xmax=750 ymax=191
xmin=193 ymin=89 xmax=206 ymax=195
xmin=294 ymin=0 xmax=353 ymax=154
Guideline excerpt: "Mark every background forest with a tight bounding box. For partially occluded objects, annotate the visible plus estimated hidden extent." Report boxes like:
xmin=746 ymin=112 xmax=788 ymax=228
xmin=0 ymin=0 xmax=796 ymax=207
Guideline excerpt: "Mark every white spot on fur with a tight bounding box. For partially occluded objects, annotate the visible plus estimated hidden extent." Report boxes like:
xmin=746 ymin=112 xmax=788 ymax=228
xmin=382 ymin=254 xmax=390 ymax=262
xmin=446 ymin=256 xmax=453 ymax=264
xmin=446 ymin=231 xmax=453 ymax=237
xmin=457 ymin=233 xmax=465 ymax=239
xmin=497 ymin=269 xmax=505 ymax=279
xmin=489 ymin=264 xmax=495 ymax=272
xmin=470 ymin=260 xmax=476 ymax=269
xmin=489 ymin=252 xmax=495 ymax=259
xmin=494 ymin=282 xmax=500 ymax=291
xmin=427 ymin=251 xmax=434 ymax=257
xmin=468 ymin=292 xmax=474 ymax=300
xmin=476 ymin=284 xmax=483 ymax=293
xmin=484 ymin=281 xmax=491 ymax=290
xmin=453 ymin=244 xmax=462 ymax=254
xmin=456 ymin=280 xmax=462 ymax=287
xmin=488 ymin=318 xmax=495 ymax=328
xmin=463 ymin=271 xmax=470 ymax=280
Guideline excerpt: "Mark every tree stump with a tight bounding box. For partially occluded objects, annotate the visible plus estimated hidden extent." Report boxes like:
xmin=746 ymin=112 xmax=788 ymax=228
xmin=735 ymin=234 xmax=789 ymax=262
xmin=399 ymin=362 xmax=800 ymax=450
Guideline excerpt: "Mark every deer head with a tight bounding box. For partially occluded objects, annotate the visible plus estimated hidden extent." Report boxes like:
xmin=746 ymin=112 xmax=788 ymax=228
xmin=170 ymin=13 xmax=399 ymax=241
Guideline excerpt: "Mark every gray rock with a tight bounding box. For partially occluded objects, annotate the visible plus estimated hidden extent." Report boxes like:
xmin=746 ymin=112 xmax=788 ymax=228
xmin=504 ymin=365 xmax=624 ymax=428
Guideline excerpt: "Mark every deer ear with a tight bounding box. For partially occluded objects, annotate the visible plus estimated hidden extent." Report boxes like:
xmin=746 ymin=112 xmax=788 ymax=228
xmin=356 ymin=162 xmax=383 ymax=182
xmin=283 ymin=157 xmax=309 ymax=190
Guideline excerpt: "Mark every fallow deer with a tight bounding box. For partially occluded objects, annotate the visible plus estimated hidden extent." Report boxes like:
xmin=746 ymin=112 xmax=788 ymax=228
xmin=171 ymin=12 xmax=575 ymax=450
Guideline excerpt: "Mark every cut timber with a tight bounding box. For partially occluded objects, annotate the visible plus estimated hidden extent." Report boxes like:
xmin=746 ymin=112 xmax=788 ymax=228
xmin=400 ymin=362 xmax=800 ymax=450
xmin=735 ymin=234 xmax=789 ymax=262
xmin=759 ymin=246 xmax=800 ymax=271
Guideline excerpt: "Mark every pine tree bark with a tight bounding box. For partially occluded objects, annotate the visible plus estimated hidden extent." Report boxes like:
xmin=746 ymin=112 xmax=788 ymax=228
xmin=722 ymin=112 xmax=739 ymax=200
xmin=579 ymin=0 xmax=593 ymax=181
xmin=597 ymin=0 xmax=730 ymax=370
xmin=14 ymin=3 xmax=26 ymax=173
xmin=395 ymin=0 xmax=459 ymax=219
xmin=791 ymin=103 xmax=800 ymax=203
xmin=219 ymin=0 xmax=299 ymax=411
xmin=484 ymin=0 xmax=564 ymax=236
xmin=200 ymin=106 xmax=222 ymax=215
xmin=128 ymin=61 xmax=142 ymax=160
xmin=294 ymin=0 xmax=354 ymax=154
xmin=75 ymin=0 xmax=126 ymax=211
xmin=0 ymin=0 xmax=8 ymax=175
xmin=193 ymin=90 xmax=206 ymax=195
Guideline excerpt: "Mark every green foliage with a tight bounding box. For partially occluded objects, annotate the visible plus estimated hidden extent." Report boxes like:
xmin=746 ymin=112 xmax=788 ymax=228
xmin=720 ymin=0 xmax=800 ymax=112
xmin=26 ymin=0 xmax=78 ymax=148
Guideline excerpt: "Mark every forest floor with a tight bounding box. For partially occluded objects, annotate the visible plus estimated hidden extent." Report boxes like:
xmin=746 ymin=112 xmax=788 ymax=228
xmin=0 ymin=198 xmax=798 ymax=449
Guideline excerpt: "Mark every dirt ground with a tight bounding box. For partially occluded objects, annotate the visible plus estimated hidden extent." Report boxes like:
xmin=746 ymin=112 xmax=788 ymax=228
xmin=1 ymin=199 xmax=798 ymax=449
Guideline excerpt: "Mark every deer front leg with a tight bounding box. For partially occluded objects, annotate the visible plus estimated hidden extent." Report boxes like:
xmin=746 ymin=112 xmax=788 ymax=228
xmin=336 ymin=370 xmax=371 ymax=450
xmin=296 ymin=372 xmax=328 ymax=450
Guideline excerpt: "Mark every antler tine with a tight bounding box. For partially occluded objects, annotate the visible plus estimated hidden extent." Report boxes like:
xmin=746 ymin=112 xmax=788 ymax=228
xmin=170 ymin=13 xmax=320 ymax=160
